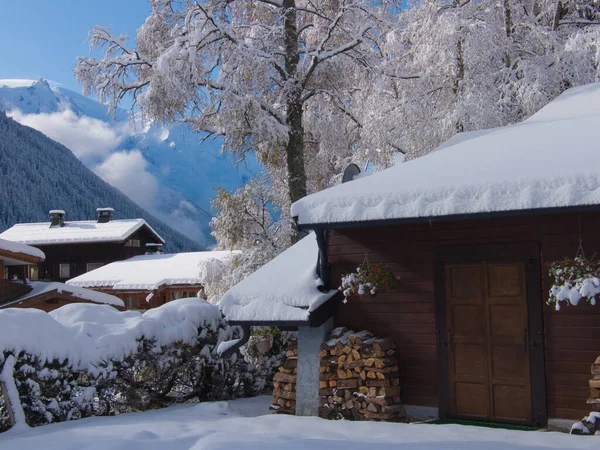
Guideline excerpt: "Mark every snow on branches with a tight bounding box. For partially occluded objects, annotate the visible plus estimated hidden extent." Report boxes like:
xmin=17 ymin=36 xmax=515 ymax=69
xmin=0 ymin=301 xmax=285 ymax=432
xmin=76 ymin=0 xmax=390 ymax=205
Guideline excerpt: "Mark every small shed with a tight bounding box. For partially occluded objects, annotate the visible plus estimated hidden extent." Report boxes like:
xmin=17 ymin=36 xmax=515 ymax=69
xmin=222 ymin=82 xmax=600 ymax=428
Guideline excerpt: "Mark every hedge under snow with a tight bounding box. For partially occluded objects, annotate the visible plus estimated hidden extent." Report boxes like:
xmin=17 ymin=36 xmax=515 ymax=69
xmin=0 ymin=299 xmax=281 ymax=432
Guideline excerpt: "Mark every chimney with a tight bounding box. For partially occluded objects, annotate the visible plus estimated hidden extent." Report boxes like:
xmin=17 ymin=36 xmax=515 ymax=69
xmin=145 ymin=243 xmax=164 ymax=254
xmin=97 ymin=207 xmax=114 ymax=223
xmin=49 ymin=210 xmax=66 ymax=228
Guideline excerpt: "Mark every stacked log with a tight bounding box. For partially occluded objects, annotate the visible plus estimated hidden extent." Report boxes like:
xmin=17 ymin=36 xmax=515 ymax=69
xmin=587 ymin=356 xmax=600 ymax=412
xmin=271 ymin=342 xmax=298 ymax=414
xmin=318 ymin=328 xmax=405 ymax=421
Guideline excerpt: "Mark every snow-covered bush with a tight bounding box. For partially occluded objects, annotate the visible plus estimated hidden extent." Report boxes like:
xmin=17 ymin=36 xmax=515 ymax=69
xmin=548 ymin=257 xmax=600 ymax=311
xmin=0 ymin=352 xmax=96 ymax=430
xmin=340 ymin=263 xmax=398 ymax=303
xmin=0 ymin=300 xmax=276 ymax=431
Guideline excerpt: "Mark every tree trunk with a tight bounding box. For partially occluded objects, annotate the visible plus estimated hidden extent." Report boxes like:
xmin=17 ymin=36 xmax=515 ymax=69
xmin=503 ymin=0 xmax=514 ymax=68
xmin=453 ymin=36 xmax=465 ymax=132
xmin=552 ymin=1 xmax=563 ymax=31
xmin=283 ymin=0 xmax=307 ymax=211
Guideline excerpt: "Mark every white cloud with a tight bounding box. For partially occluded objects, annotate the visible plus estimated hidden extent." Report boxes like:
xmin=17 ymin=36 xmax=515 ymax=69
xmin=93 ymin=150 xmax=160 ymax=211
xmin=8 ymin=109 xmax=128 ymax=161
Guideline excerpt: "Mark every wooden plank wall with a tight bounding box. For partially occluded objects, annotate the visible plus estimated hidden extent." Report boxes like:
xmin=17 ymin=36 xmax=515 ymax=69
xmin=328 ymin=211 xmax=600 ymax=420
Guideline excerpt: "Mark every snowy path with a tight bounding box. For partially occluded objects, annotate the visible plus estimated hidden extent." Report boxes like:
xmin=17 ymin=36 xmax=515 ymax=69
xmin=0 ymin=396 xmax=596 ymax=450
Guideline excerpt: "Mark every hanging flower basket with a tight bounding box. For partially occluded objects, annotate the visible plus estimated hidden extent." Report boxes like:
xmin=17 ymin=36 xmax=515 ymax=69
xmin=548 ymin=256 xmax=600 ymax=311
xmin=339 ymin=256 xmax=398 ymax=303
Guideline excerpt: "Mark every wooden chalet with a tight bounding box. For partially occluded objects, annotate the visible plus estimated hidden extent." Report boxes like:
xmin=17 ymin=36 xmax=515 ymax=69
xmin=0 ymin=238 xmax=122 ymax=311
xmin=67 ymin=251 xmax=233 ymax=311
xmin=0 ymin=281 xmax=124 ymax=312
xmin=0 ymin=208 xmax=164 ymax=282
xmin=221 ymin=83 xmax=600 ymax=428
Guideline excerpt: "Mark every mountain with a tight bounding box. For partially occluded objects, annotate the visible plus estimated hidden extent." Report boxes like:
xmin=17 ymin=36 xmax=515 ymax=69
xmin=0 ymin=111 xmax=200 ymax=253
xmin=0 ymin=79 xmax=259 ymax=246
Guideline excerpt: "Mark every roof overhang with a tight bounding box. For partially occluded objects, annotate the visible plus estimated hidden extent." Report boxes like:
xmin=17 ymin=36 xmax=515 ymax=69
xmin=226 ymin=291 xmax=342 ymax=329
xmin=0 ymin=248 xmax=44 ymax=266
xmin=0 ymin=289 xmax=117 ymax=309
xmin=295 ymin=204 xmax=600 ymax=231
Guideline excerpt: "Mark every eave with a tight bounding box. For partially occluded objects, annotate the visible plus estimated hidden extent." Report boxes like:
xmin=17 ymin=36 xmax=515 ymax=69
xmin=294 ymin=204 xmax=600 ymax=231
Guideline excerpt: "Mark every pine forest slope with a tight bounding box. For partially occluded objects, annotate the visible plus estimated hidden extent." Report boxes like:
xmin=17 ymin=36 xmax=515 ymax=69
xmin=0 ymin=79 xmax=258 ymax=246
xmin=0 ymin=111 xmax=200 ymax=252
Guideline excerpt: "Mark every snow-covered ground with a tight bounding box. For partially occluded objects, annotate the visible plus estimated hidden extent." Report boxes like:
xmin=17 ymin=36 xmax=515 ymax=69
xmin=0 ymin=396 xmax=595 ymax=450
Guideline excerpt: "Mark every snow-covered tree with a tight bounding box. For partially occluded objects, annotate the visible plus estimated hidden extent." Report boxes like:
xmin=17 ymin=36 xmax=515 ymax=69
xmin=363 ymin=0 xmax=600 ymax=158
xmin=76 ymin=0 xmax=389 ymax=208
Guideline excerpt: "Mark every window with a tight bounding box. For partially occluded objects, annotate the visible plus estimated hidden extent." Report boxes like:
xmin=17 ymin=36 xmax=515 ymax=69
xmin=86 ymin=262 xmax=103 ymax=272
xmin=182 ymin=292 xmax=188 ymax=298
xmin=125 ymin=239 xmax=141 ymax=248
xmin=189 ymin=291 xmax=196 ymax=298
xmin=29 ymin=266 xmax=39 ymax=281
xmin=126 ymin=297 xmax=136 ymax=310
xmin=59 ymin=264 xmax=70 ymax=279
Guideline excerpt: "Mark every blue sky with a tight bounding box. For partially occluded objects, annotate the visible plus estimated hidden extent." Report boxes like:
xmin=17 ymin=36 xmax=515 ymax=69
xmin=0 ymin=0 xmax=151 ymax=92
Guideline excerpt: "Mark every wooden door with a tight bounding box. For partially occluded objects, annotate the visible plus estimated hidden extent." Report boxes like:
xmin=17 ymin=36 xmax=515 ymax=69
xmin=445 ymin=262 xmax=532 ymax=424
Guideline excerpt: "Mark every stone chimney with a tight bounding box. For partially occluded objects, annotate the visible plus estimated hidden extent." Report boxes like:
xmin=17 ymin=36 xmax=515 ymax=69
xmin=97 ymin=207 xmax=114 ymax=223
xmin=145 ymin=243 xmax=164 ymax=254
xmin=49 ymin=210 xmax=66 ymax=228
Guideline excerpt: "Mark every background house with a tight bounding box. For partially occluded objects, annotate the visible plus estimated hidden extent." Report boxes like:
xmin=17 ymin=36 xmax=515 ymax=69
xmin=0 ymin=281 xmax=124 ymax=312
xmin=67 ymin=250 xmax=234 ymax=310
xmin=0 ymin=237 xmax=122 ymax=311
xmin=220 ymin=82 xmax=600 ymax=428
xmin=0 ymin=208 xmax=164 ymax=282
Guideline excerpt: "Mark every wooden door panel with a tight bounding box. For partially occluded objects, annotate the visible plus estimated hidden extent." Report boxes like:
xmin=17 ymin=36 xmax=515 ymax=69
xmin=456 ymin=382 xmax=489 ymax=417
xmin=493 ymin=384 xmax=529 ymax=422
xmin=449 ymin=265 xmax=483 ymax=300
xmin=491 ymin=345 xmax=527 ymax=380
xmin=487 ymin=263 xmax=532 ymax=424
xmin=451 ymin=305 xmax=485 ymax=340
xmin=454 ymin=343 xmax=486 ymax=378
xmin=445 ymin=262 xmax=532 ymax=424
xmin=489 ymin=305 xmax=523 ymax=338
xmin=488 ymin=264 xmax=522 ymax=297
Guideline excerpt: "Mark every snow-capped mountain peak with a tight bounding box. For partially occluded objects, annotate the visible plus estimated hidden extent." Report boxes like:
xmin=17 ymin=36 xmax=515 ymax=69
xmin=0 ymin=78 xmax=259 ymax=247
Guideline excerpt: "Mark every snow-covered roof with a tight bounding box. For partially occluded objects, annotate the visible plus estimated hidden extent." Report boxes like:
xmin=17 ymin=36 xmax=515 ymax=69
xmin=67 ymin=251 xmax=234 ymax=291
xmin=2 ymin=281 xmax=124 ymax=308
xmin=219 ymin=234 xmax=338 ymax=322
xmin=0 ymin=238 xmax=45 ymax=264
xmin=292 ymin=82 xmax=600 ymax=227
xmin=0 ymin=218 xmax=164 ymax=246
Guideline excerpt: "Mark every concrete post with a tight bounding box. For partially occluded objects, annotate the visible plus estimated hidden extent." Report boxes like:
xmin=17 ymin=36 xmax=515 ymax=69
xmin=296 ymin=318 xmax=333 ymax=416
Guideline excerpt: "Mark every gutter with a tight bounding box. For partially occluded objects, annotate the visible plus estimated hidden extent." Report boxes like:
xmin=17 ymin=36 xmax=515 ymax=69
xmin=293 ymin=204 xmax=600 ymax=231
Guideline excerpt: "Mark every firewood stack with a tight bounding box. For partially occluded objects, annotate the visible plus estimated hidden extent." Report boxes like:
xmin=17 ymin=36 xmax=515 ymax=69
xmin=587 ymin=355 xmax=600 ymax=412
xmin=318 ymin=328 xmax=405 ymax=421
xmin=271 ymin=342 xmax=298 ymax=414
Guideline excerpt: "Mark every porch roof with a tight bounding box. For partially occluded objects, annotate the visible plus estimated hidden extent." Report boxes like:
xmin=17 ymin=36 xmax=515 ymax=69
xmin=219 ymin=233 xmax=338 ymax=323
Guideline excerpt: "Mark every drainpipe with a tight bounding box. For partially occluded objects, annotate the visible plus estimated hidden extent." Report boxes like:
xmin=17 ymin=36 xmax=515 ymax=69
xmin=219 ymin=324 xmax=251 ymax=357
xmin=315 ymin=228 xmax=329 ymax=290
